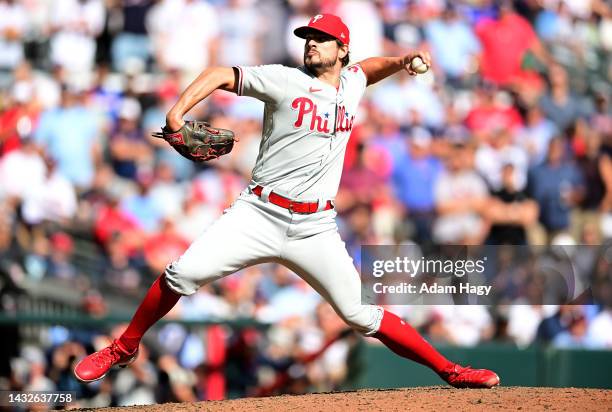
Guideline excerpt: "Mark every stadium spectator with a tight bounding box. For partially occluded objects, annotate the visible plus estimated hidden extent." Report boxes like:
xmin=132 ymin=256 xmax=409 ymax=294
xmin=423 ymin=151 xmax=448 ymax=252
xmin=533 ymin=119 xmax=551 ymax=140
xmin=48 ymin=0 xmax=106 ymax=74
xmin=424 ymin=4 xmax=481 ymax=84
xmin=217 ymin=0 xmax=262 ymax=67
xmin=104 ymin=234 xmax=143 ymax=294
xmin=474 ymin=1 xmax=543 ymax=86
xmin=147 ymin=0 xmax=220 ymax=76
xmin=391 ymin=128 xmax=442 ymax=244
xmin=475 ymin=127 xmax=528 ymax=192
xmin=174 ymin=189 xmax=218 ymax=242
xmin=0 ymin=0 xmax=29 ymax=81
xmin=572 ymin=127 xmax=610 ymax=242
xmin=539 ymin=63 xmax=590 ymax=131
xmin=113 ymin=345 xmax=158 ymax=406
xmin=94 ymin=194 xmax=143 ymax=256
xmin=111 ymin=0 xmax=154 ymax=73
xmin=552 ymin=308 xmax=590 ymax=348
xmin=256 ymin=271 xmax=320 ymax=324
xmin=339 ymin=202 xmax=377 ymax=265
xmin=88 ymin=64 xmax=124 ymax=126
xmin=486 ymin=163 xmax=539 ymax=245
xmin=433 ymin=138 xmax=489 ymax=245
xmin=13 ymin=346 xmax=56 ymax=391
xmin=371 ymin=70 xmax=445 ymax=129
xmin=148 ymin=162 xmax=186 ymax=219
xmin=21 ymin=155 xmax=78 ymax=226
xmin=109 ymin=97 xmax=151 ymax=180
xmin=508 ymin=300 xmax=558 ymax=347
xmin=426 ymin=305 xmax=494 ymax=347
xmin=34 ymin=85 xmax=101 ymax=189
xmin=591 ymin=91 xmax=611 ymax=139
xmin=527 ymin=137 xmax=585 ymax=238
xmin=299 ymin=303 xmax=350 ymax=391
xmin=157 ymin=354 xmax=198 ymax=402
xmin=143 ymin=217 xmax=189 ymax=275
xmin=0 ymin=136 xmax=45 ymax=201
xmin=120 ymin=175 xmax=164 ymax=233
xmin=0 ymin=80 xmax=40 ymax=156
xmin=45 ymin=231 xmax=77 ymax=280
xmin=536 ymin=305 xmax=587 ymax=345
xmin=587 ymin=306 xmax=612 ymax=348
xmin=177 ymin=283 xmax=233 ymax=321
xmin=516 ymin=105 xmax=558 ymax=166
xmin=465 ymin=82 xmax=522 ymax=141
xmin=339 ymin=142 xmax=387 ymax=208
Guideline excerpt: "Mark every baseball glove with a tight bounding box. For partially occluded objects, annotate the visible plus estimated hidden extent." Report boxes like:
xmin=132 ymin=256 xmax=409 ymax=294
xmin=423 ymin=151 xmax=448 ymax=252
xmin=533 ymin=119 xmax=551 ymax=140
xmin=152 ymin=120 xmax=236 ymax=162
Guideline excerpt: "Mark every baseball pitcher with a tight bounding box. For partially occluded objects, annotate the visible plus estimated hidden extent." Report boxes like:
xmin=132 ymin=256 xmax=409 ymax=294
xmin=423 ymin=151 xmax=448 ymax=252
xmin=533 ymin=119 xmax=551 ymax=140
xmin=74 ymin=14 xmax=499 ymax=389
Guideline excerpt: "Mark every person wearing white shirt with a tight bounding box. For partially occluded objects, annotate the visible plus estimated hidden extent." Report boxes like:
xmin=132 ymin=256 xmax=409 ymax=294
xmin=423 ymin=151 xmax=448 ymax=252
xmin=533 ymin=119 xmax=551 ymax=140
xmin=146 ymin=0 xmax=220 ymax=76
xmin=21 ymin=156 xmax=77 ymax=225
xmin=586 ymin=308 xmax=612 ymax=348
xmin=48 ymin=0 xmax=105 ymax=74
xmin=0 ymin=138 xmax=46 ymax=201
xmin=0 ymin=0 xmax=29 ymax=73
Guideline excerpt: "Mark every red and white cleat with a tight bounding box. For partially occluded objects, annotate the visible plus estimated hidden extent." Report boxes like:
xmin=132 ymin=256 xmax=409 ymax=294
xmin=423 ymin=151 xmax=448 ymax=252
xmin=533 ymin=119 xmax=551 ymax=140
xmin=73 ymin=340 xmax=138 ymax=383
xmin=439 ymin=363 xmax=500 ymax=389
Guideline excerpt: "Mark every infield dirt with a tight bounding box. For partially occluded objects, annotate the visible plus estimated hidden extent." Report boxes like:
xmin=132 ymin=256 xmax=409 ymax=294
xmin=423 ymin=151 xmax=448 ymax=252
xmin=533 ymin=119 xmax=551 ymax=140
xmin=82 ymin=386 xmax=612 ymax=411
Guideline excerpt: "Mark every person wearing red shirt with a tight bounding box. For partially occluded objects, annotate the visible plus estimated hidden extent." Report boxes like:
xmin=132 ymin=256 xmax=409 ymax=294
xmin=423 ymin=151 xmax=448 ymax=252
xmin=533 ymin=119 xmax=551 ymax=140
xmin=0 ymin=83 xmax=39 ymax=156
xmin=465 ymin=83 xmax=523 ymax=141
xmin=94 ymin=196 xmax=144 ymax=258
xmin=475 ymin=3 xmax=543 ymax=86
xmin=143 ymin=218 xmax=190 ymax=275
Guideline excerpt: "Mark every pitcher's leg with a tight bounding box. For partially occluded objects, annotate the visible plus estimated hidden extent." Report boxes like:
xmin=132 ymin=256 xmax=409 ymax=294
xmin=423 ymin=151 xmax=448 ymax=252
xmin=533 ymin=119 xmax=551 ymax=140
xmin=281 ymin=230 xmax=384 ymax=335
xmin=281 ymin=231 xmax=450 ymax=360
xmin=282 ymin=230 xmax=499 ymax=388
xmin=119 ymin=273 xmax=182 ymax=353
xmin=165 ymin=198 xmax=285 ymax=295
xmin=75 ymin=197 xmax=282 ymax=382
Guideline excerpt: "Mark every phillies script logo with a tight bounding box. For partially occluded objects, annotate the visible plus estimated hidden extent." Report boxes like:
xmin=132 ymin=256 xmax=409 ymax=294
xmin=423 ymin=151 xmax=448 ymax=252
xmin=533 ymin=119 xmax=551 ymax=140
xmin=291 ymin=97 xmax=355 ymax=134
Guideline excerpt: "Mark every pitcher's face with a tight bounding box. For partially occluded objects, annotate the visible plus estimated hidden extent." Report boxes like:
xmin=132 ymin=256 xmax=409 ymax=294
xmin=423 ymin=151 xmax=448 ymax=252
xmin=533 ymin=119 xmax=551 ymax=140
xmin=303 ymin=32 xmax=346 ymax=72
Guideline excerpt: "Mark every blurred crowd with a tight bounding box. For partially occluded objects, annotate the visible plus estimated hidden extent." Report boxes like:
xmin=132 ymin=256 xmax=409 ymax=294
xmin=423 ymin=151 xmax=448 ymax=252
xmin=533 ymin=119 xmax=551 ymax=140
xmin=0 ymin=0 xmax=611 ymax=406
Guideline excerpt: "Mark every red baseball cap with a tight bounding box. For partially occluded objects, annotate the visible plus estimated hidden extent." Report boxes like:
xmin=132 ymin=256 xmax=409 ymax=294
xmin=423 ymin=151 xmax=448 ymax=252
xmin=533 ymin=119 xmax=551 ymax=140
xmin=294 ymin=14 xmax=350 ymax=45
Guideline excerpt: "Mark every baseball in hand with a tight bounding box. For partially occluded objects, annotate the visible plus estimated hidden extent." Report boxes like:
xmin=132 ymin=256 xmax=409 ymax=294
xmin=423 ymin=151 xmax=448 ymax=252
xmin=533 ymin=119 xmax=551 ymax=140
xmin=410 ymin=56 xmax=429 ymax=74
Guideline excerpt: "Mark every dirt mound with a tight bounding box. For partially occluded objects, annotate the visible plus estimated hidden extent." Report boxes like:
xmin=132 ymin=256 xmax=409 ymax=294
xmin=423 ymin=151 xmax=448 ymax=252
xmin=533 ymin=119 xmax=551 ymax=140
xmin=83 ymin=387 xmax=612 ymax=411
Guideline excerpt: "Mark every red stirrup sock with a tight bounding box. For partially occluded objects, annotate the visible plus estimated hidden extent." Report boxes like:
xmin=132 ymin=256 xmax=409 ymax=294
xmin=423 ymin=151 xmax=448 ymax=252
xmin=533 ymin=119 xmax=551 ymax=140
xmin=373 ymin=310 xmax=452 ymax=373
xmin=117 ymin=274 xmax=182 ymax=353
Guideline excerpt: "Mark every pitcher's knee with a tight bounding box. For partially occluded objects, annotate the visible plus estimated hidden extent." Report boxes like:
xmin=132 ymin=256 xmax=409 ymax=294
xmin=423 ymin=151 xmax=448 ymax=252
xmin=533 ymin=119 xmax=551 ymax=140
xmin=164 ymin=260 xmax=209 ymax=296
xmin=340 ymin=305 xmax=384 ymax=336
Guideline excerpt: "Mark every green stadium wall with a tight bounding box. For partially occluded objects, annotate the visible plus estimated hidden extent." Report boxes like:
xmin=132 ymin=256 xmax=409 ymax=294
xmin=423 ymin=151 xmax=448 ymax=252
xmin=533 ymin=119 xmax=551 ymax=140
xmin=357 ymin=343 xmax=612 ymax=389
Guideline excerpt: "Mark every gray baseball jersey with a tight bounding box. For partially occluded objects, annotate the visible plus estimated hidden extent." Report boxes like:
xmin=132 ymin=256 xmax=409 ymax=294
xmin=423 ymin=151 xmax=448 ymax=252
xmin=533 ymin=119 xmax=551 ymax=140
xmin=165 ymin=62 xmax=384 ymax=337
xmin=235 ymin=64 xmax=367 ymax=201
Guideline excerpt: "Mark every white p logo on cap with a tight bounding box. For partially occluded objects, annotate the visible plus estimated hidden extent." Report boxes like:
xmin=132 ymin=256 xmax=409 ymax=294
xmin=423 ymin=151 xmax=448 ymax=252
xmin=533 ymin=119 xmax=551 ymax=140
xmin=312 ymin=14 xmax=323 ymax=23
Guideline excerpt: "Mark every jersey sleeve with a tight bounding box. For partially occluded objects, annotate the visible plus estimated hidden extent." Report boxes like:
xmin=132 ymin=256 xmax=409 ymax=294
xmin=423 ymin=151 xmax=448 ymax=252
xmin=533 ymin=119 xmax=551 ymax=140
xmin=234 ymin=64 xmax=288 ymax=104
xmin=342 ymin=63 xmax=368 ymax=96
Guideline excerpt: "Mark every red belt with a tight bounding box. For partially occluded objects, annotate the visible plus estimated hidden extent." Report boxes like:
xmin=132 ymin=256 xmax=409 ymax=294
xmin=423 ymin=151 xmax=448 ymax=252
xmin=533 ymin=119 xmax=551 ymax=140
xmin=252 ymin=185 xmax=334 ymax=214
